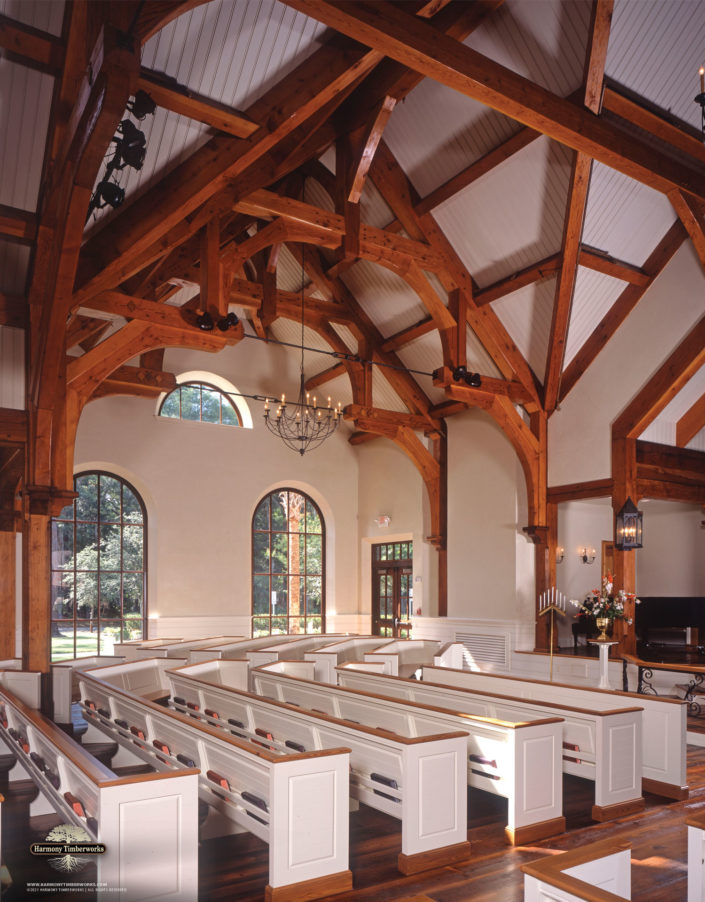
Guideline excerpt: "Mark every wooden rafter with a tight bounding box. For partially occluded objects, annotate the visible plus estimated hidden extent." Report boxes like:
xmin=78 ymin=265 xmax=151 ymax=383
xmin=474 ymin=254 xmax=560 ymax=307
xmin=668 ymin=190 xmax=705 ymax=272
xmin=281 ymin=0 xmax=705 ymax=202
xmin=578 ymin=248 xmax=649 ymax=286
xmin=0 ymin=205 xmax=37 ymax=244
xmin=0 ymin=12 xmax=64 ymax=74
xmin=560 ymin=221 xmax=686 ymax=401
xmin=676 ymin=394 xmax=705 ymax=448
xmin=613 ymin=311 xmax=705 ymax=440
xmin=346 ymin=95 xmax=397 ymax=204
xmin=380 ymin=316 xmax=436 ymax=353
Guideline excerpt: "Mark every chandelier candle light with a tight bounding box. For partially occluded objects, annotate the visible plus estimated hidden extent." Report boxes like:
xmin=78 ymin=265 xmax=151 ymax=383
xmin=263 ymin=238 xmax=342 ymax=455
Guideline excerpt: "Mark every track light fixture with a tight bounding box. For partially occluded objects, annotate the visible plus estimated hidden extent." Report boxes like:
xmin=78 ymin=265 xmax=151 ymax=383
xmin=217 ymin=312 xmax=239 ymax=332
xmin=86 ymin=91 xmax=155 ymax=222
xmin=126 ymin=89 xmax=157 ymax=120
xmin=196 ymin=311 xmax=214 ymax=331
xmin=452 ymin=365 xmax=482 ymax=388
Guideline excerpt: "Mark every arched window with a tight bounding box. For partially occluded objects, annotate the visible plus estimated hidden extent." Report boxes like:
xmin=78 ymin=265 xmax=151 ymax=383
xmin=50 ymin=472 xmax=147 ymax=660
xmin=158 ymin=380 xmax=241 ymax=426
xmin=252 ymin=489 xmax=325 ymax=636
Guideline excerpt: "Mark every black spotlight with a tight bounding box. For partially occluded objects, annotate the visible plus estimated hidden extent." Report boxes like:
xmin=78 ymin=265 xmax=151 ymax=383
xmin=127 ymin=90 xmax=156 ymax=120
xmin=197 ymin=311 xmax=214 ymax=331
xmin=113 ymin=120 xmax=147 ymax=170
xmin=452 ymin=365 xmax=468 ymax=382
xmin=467 ymin=372 xmax=482 ymax=388
xmin=217 ymin=312 xmax=239 ymax=332
xmin=86 ymin=179 xmax=125 ymax=220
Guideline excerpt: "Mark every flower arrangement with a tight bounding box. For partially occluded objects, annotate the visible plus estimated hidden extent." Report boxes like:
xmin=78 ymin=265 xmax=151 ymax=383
xmin=571 ymin=573 xmax=639 ymax=622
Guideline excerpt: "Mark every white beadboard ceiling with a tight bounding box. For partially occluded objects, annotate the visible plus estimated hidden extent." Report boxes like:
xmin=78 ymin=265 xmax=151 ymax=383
xmin=5 ymin=0 xmax=705 ymax=449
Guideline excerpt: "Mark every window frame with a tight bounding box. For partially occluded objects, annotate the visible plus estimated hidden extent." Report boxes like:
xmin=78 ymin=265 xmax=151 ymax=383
xmin=251 ymin=487 xmax=326 ymax=636
xmin=50 ymin=470 xmax=147 ymax=661
xmin=158 ymin=380 xmax=242 ymax=427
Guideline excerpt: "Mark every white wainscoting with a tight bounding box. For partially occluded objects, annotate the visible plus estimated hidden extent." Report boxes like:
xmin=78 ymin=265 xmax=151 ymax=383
xmin=410 ymin=617 xmax=535 ymax=669
xmin=148 ymin=615 xmax=252 ymax=640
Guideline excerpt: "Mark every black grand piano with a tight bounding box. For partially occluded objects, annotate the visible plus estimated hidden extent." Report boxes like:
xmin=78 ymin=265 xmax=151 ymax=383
xmin=635 ymin=596 xmax=705 ymax=653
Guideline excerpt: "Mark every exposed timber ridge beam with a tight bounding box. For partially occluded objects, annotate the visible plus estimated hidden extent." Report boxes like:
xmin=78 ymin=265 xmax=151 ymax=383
xmin=280 ymin=0 xmax=705 ymax=202
xmin=560 ymin=220 xmax=686 ymax=401
xmin=578 ymin=248 xmax=649 ymax=286
xmin=138 ymin=67 xmax=259 ymax=138
xmin=0 ymin=205 xmax=37 ymax=244
xmin=547 ymin=478 xmax=613 ymax=504
xmin=474 ymin=255 xmax=560 ymax=307
xmin=0 ymin=13 xmax=65 ymax=73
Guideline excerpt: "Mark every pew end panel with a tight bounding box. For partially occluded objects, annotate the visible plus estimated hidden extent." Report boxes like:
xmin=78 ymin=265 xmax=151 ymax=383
xmin=52 ymin=657 xmax=126 ymax=723
xmin=0 ymin=670 xmax=41 ymax=709
xmin=522 ymin=839 xmax=631 ymax=901
xmin=686 ymin=810 xmax=705 ymax=902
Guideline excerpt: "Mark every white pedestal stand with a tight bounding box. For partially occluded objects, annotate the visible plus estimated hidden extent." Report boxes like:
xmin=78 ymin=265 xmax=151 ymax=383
xmin=588 ymin=639 xmax=619 ymax=690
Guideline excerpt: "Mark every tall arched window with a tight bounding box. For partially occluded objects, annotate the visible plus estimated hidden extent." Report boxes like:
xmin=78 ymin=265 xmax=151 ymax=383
xmin=50 ymin=472 xmax=147 ymax=660
xmin=252 ymin=489 xmax=325 ymax=636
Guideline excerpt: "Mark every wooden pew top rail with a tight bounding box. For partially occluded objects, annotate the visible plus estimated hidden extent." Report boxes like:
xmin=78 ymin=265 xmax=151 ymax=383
xmin=0 ymin=685 xmax=199 ymax=787
xmin=80 ymin=669 xmax=351 ymax=765
xmin=521 ymin=839 xmax=631 ymax=902
xmin=249 ymin=662 xmax=565 ymax=731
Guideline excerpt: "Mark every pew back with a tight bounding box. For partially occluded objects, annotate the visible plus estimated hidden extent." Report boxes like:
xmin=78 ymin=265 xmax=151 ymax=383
xmin=522 ymin=839 xmax=631 ymax=901
xmin=188 ymin=634 xmax=309 ymax=665
xmin=112 ymin=638 xmax=183 ymax=661
xmin=52 ymin=656 xmax=126 ymax=723
xmin=0 ymin=670 xmax=41 ymax=708
xmin=246 ymin=634 xmax=348 ymax=668
xmin=134 ymin=636 xmax=243 ymax=659
xmin=363 ymin=639 xmax=442 ymax=677
xmin=305 ymin=637 xmax=397 ymax=682
xmin=420 ymin=665 xmax=687 ymax=800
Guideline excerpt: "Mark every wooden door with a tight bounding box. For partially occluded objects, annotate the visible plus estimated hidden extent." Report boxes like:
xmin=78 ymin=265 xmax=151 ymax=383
xmin=371 ymin=542 xmax=413 ymax=637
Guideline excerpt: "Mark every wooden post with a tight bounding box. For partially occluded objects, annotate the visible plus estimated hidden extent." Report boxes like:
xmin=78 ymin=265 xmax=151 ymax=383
xmin=0 ymin=531 xmax=16 ymax=659
xmin=612 ymin=435 xmax=638 ymax=656
xmin=22 ymin=500 xmax=53 ymax=713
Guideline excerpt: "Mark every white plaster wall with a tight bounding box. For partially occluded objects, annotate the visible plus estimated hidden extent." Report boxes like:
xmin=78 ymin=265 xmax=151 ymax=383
xmin=74 ymin=340 xmax=360 ymax=629
xmin=549 ymin=242 xmax=705 ymax=485
xmin=447 ymin=409 xmax=531 ymax=621
xmin=355 ymin=438 xmax=428 ymax=623
xmin=0 ymin=326 xmax=24 ymax=409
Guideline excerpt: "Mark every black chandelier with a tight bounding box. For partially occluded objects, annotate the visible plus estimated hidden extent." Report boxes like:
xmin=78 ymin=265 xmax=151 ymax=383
xmin=263 ymin=245 xmax=342 ymax=455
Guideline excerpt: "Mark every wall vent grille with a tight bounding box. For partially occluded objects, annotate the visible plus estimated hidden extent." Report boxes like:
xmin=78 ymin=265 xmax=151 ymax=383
xmin=454 ymin=632 xmax=508 ymax=666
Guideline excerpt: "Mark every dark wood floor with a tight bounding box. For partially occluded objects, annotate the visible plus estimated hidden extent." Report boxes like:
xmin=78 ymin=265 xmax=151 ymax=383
xmin=3 ymin=743 xmax=705 ymax=902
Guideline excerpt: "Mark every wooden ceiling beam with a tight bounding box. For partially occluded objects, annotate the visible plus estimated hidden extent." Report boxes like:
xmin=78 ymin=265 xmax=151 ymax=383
xmin=415 ymin=125 xmax=541 ymax=216
xmin=282 ymin=0 xmax=705 ymax=201
xmin=97 ymin=363 xmax=176 ymax=394
xmin=560 ymin=220 xmax=686 ymax=401
xmin=474 ymin=254 xmax=560 ymax=307
xmin=137 ymin=67 xmax=259 ymax=138
xmin=637 ymin=439 xmax=705 ymax=479
xmin=668 ymin=190 xmax=705 ymax=272
xmin=346 ymin=95 xmax=397 ymax=204
xmin=676 ymin=393 xmax=705 ymax=449
xmin=0 ymin=409 xmax=27 ymax=444
xmin=380 ymin=316 xmax=436 ymax=353
xmin=66 ymin=315 xmax=113 ymax=350
xmin=613 ymin=311 xmax=705 ymax=440
xmin=74 ymin=37 xmax=385 ymax=304
xmin=0 ymin=205 xmax=37 ymax=244
xmin=432 ymin=366 xmax=534 ymax=406
xmin=578 ymin=248 xmax=649 ymax=286
xmin=544 ymin=152 xmax=592 ymax=412
xmin=344 ymin=404 xmax=441 ymax=433
xmin=305 ymin=363 xmax=348 ymax=392
xmin=0 ymin=293 xmax=27 ymax=329
xmin=0 ymin=12 xmax=65 ymax=74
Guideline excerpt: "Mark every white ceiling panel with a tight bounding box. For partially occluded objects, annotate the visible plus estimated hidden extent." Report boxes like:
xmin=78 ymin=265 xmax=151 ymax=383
xmin=564 ymin=267 xmax=627 ymax=365
xmin=0 ymin=0 xmax=64 ymax=35
xmin=607 ymin=0 xmax=705 ymax=128
xmin=582 ymin=162 xmax=676 ymax=266
xmin=433 ymin=136 xmax=572 ymax=287
xmin=341 ymin=259 xmax=431 ymax=338
xmin=372 ymin=366 xmax=409 ymax=414
xmin=492 ymin=276 xmax=557 ymax=384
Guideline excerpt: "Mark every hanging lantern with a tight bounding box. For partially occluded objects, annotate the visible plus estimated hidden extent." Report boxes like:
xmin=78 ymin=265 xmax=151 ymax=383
xmin=615 ymin=497 xmax=643 ymax=550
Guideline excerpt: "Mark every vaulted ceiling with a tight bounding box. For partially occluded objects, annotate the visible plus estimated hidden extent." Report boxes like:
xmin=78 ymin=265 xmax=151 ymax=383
xmin=2 ymin=0 xmax=705 ymax=465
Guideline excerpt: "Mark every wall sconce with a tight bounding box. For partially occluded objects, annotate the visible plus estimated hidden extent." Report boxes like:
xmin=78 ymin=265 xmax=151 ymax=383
xmin=579 ymin=547 xmax=596 ymax=564
xmin=555 ymin=546 xmax=564 ymax=564
xmin=615 ymin=497 xmax=643 ymax=550
xmin=375 ymin=515 xmax=391 ymax=528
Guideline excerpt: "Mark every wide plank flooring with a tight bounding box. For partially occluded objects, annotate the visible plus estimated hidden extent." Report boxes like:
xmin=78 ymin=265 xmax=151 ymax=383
xmin=2 ymin=745 xmax=705 ymax=900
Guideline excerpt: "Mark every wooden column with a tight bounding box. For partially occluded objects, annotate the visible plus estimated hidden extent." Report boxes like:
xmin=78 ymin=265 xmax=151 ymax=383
xmin=0 ymin=531 xmax=16 ymax=659
xmin=431 ymin=429 xmax=448 ymax=617
xmin=612 ymin=435 xmax=638 ymax=656
xmin=22 ymin=498 xmax=52 ymax=713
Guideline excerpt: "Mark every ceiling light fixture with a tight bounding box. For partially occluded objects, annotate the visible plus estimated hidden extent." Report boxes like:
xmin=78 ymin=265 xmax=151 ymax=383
xmin=263 ymin=220 xmax=342 ymax=455
xmin=695 ymin=66 xmax=705 ymax=135
xmin=452 ymin=365 xmax=482 ymax=388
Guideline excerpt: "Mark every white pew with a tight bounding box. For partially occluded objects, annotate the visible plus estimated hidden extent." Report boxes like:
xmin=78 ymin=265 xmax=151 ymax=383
xmin=688 ymin=810 xmax=705 ymax=902
xmin=0 ymin=659 xmax=21 ymax=670
xmin=112 ymin=638 xmax=184 ymax=662
xmin=188 ymin=634 xmax=313 ymax=666
xmin=234 ymin=660 xmax=565 ymax=844
xmin=52 ymin=656 xmax=126 ymax=724
xmin=76 ymin=657 xmax=187 ymax=701
xmin=165 ymin=663 xmax=472 ymax=872
xmin=0 ymin=686 xmax=199 ymax=902
xmin=337 ymin=665 xmax=644 ymax=823
xmin=78 ymin=668 xmax=352 ymax=901
xmin=418 ymin=665 xmax=688 ymax=801
xmin=363 ymin=639 xmax=445 ymax=677
xmin=135 ymin=636 xmax=244 ymax=659
xmin=305 ymin=636 xmax=397 ymax=682
xmin=523 ymin=839 xmax=631 ymax=901
xmin=246 ymin=634 xmax=349 ymax=668
xmin=0 ymin=669 xmax=41 ymax=708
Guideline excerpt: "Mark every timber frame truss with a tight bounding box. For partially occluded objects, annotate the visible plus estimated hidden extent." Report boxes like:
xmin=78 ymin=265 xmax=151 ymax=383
xmin=2 ymin=0 xmax=705 ymax=678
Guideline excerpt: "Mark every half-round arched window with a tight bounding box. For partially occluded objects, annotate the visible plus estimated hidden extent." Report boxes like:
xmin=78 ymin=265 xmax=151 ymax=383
xmin=50 ymin=471 xmax=147 ymax=660
xmin=252 ymin=488 xmax=325 ymax=636
xmin=158 ymin=380 xmax=242 ymax=426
